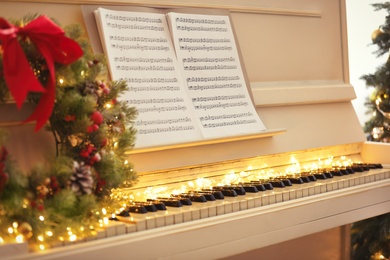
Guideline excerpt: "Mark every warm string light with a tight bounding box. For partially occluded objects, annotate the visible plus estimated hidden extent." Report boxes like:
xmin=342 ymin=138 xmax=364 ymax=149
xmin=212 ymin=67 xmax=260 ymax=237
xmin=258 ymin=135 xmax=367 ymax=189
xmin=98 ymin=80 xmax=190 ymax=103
xmin=126 ymin=155 xmax=358 ymax=200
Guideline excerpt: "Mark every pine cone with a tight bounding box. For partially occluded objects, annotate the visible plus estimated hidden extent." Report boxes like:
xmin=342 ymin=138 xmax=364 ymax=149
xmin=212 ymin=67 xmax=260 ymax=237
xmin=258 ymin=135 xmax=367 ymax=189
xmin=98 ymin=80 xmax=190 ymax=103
xmin=70 ymin=161 xmax=94 ymax=195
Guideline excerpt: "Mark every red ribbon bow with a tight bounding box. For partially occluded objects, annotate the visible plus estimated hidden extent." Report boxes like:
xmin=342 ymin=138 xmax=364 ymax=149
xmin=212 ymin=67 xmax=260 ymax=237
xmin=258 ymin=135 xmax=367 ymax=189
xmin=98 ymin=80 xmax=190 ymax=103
xmin=0 ymin=16 xmax=83 ymax=131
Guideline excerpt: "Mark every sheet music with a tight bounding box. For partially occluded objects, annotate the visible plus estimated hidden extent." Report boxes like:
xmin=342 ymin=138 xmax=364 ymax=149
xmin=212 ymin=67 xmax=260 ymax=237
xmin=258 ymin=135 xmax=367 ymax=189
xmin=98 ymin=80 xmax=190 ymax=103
xmin=95 ymin=8 xmax=202 ymax=148
xmin=94 ymin=8 xmax=266 ymax=149
xmin=166 ymin=12 xmax=266 ymax=138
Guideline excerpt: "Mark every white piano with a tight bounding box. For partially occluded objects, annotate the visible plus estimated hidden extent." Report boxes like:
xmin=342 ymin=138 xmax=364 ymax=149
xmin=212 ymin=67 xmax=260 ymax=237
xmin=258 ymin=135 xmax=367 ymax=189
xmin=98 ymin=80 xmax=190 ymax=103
xmin=1 ymin=0 xmax=390 ymax=259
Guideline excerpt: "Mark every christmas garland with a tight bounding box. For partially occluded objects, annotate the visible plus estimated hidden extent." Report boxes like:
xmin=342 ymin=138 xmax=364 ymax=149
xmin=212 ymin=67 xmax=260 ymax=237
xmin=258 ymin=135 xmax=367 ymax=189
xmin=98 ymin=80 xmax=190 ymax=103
xmin=0 ymin=15 xmax=137 ymax=251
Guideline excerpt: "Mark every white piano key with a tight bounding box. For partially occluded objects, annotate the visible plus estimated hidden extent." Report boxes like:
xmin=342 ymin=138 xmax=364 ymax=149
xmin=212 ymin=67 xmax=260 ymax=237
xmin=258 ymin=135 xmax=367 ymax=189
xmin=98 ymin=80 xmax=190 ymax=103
xmin=376 ymin=172 xmax=384 ymax=180
xmin=165 ymin=213 xmax=174 ymax=226
xmin=320 ymin=183 xmax=327 ymax=193
xmin=173 ymin=212 xmax=184 ymax=224
xmin=296 ymin=189 xmax=303 ymax=198
xmin=95 ymin=228 xmax=106 ymax=239
xmin=261 ymin=195 xmax=269 ymax=205
xmin=212 ymin=201 xmax=224 ymax=215
xmin=269 ymin=193 xmax=276 ymax=204
xmin=115 ymin=222 xmax=127 ymax=235
xmin=208 ymin=205 xmax=217 ymax=217
xmin=246 ymin=197 xmax=255 ymax=209
xmin=125 ymin=223 xmax=137 ymax=233
xmin=254 ymin=197 xmax=262 ymax=207
xmin=231 ymin=200 xmax=241 ymax=212
xmin=183 ymin=210 xmax=192 ymax=222
xmin=282 ymin=190 xmax=290 ymax=201
xmin=275 ymin=192 xmax=283 ymax=203
xmin=145 ymin=216 xmax=156 ymax=229
xmin=103 ymin=224 xmax=115 ymax=237
xmin=134 ymin=218 xmax=147 ymax=231
xmin=200 ymin=207 xmax=209 ymax=219
xmin=240 ymin=200 xmax=248 ymax=210
xmin=191 ymin=208 xmax=201 ymax=220
xmin=302 ymin=188 xmax=309 ymax=197
xmin=224 ymin=201 xmax=233 ymax=214
xmin=289 ymin=190 xmax=297 ymax=200
xmin=154 ymin=212 xmax=167 ymax=228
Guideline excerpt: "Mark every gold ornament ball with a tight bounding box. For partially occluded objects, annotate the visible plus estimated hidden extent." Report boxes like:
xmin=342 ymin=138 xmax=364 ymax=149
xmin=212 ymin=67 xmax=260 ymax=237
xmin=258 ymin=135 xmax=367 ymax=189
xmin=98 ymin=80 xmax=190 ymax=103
xmin=371 ymin=28 xmax=383 ymax=42
xmin=17 ymin=222 xmax=33 ymax=239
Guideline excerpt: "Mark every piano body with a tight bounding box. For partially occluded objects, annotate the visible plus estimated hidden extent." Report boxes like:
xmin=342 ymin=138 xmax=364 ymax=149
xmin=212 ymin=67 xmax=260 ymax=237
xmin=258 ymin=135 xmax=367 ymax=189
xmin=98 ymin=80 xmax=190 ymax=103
xmin=1 ymin=0 xmax=390 ymax=259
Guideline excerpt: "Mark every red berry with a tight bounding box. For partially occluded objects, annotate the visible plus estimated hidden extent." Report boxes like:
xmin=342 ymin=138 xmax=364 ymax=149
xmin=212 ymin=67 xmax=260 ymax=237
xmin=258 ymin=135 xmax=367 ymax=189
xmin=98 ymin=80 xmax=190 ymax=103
xmin=90 ymin=111 xmax=104 ymax=125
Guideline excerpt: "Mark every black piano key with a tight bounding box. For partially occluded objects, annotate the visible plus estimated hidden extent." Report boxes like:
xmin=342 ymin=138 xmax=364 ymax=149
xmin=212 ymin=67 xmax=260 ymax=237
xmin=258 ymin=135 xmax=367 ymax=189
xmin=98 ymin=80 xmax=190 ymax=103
xmin=331 ymin=169 xmax=343 ymax=176
xmin=241 ymin=185 xmax=259 ymax=193
xmin=307 ymin=175 xmax=317 ymax=181
xmin=176 ymin=194 xmax=207 ymax=203
xmin=176 ymin=197 xmax=193 ymax=205
xmin=346 ymin=167 xmax=355 ymax=174
xmin=262 ymin=183 xmax=274 ymax=190
xmin=213 ymin=186 xmax=245 ymax=195
xmin=323 ymin=171 xmax=334 ymax=178
xmin=117 ymin=210 xmax=130 ymax=217
xmin=134 ymin=201 xmax=159 ymax=212
xmin=152 ymin=201 xmax=167 ymax=210
xmin=211 ymin=187 xmax=238 ymax=197
xmin=300 ymin=176 xmax=311 ymax=183
xmin=128 ymin=204 xmax=148 ymax=214
xmin=351 ymin=164 xmax=368 ymax=172
xmin=225 ymin=185 xmax=246 ymax=195
xmin=201 ymin=189 xmax=225 ymax=199
xmin=313 ymin=173 xmax=327 ymax=179
xmin=149 ymin=198 xmax=183 ymax=207
xmin=242 ymin=182 xmax=266 ymax=191
xmin=339 ymin=168 xmax=349 ymax=175
xmin=269 ymin=181 xmax=285 ymax=188
xmin=288 ymin=177 xmax=304 ymax=184
xmin=198 ymin=193 xmax=216 ymax=201
xmin=251 ymin=180 xmax=273 ymax=190
xmin=280 ymin=179 xmax=292 ymax=186
xmin=370 ymin=163 xmax=383 ymax=169
xmin=144 ymin=203 xmax=158 ymax=212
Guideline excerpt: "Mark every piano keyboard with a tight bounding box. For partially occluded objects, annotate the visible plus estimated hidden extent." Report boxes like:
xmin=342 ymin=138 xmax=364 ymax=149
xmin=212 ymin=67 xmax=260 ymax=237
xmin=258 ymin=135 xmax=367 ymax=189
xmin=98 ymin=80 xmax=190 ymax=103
xmin=110 ymin=165 xmax=390 ymax=234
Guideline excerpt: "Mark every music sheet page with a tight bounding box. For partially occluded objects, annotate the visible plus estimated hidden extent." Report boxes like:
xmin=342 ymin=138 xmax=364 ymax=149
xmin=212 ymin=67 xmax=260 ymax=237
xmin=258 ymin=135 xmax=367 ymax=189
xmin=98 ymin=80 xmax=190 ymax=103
xmin=94 ymin=8 xmax=202 ymax=148
xmin=166 ymin=12 xmax=266 ymax=138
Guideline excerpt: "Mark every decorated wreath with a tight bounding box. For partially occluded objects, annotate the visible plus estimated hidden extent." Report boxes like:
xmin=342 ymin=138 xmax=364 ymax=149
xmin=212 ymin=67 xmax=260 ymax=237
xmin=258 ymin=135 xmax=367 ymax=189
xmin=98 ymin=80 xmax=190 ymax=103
xmin=0 ymin=14 xmax=137 ymax=251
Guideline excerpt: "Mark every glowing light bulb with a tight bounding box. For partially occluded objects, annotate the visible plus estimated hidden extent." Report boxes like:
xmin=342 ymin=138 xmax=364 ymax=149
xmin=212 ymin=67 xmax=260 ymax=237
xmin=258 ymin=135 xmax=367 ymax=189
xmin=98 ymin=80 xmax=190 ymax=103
xmin=39 ymin=244 xmax=45 ymax=251
xmin=39 ymin=215 xmax=45 ymax=221
xmin=69 ymin=234 xmax=77 ymax=242
xmin=15 ymin=235 xmax=24 ymax=243
xmin=59 ymin=78 xmax=64 ymax=85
